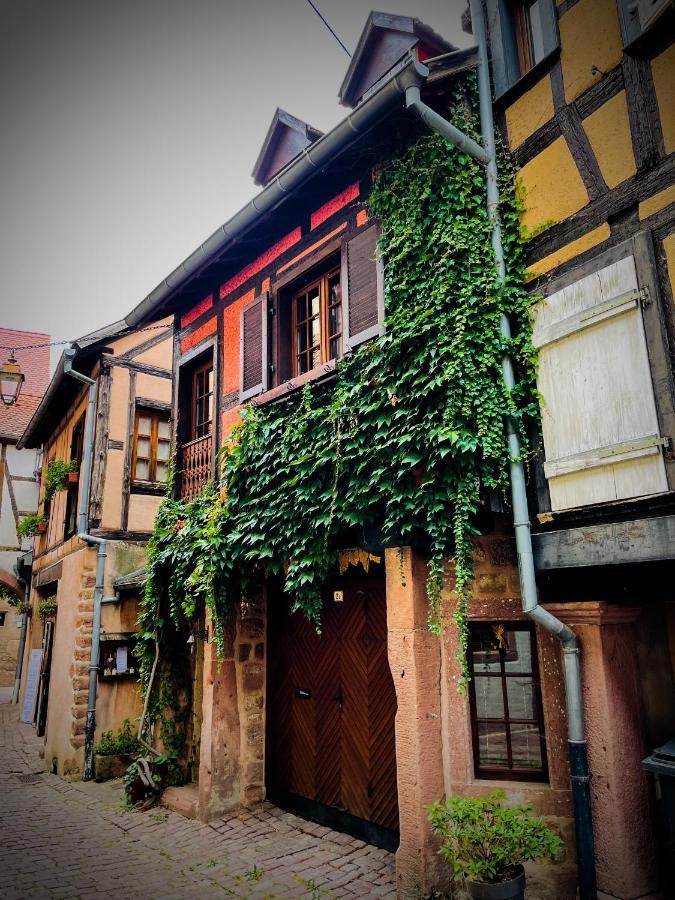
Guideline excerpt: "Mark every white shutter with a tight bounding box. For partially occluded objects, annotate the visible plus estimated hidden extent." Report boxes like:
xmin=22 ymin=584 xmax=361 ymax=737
xmin=533 ymin=254 xmax=668 ymax=511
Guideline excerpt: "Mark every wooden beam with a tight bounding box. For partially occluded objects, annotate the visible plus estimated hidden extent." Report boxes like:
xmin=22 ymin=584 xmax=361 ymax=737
xmin=533 ymin=514 xmax=675 ymax=569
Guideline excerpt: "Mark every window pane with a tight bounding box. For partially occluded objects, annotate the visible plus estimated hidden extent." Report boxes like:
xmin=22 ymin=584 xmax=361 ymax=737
xmin=506 ymin=677 xmax=536 ymax=720
xmin=329 ymin=337 xmax=341 ymax=361
xmin=137 ymin=437 xmax=150 ymax=457
xmin=311 ymin=346 xmax=321 ymax=369
xmin=474 ymin=676 xmax=505 ymax=719
xmin=310 ymin=315 xmax=320 ymax=351
xmin=477 ymin=722 xmax=509 ymax=768
xmin=157 ymin=439 xmax=170 ymax=462
xmin=158 ymin=419 xmax=170 ymax=440
xmin=296 ymin=294 xmax=307 ymax=323
xmin=329 ymin=302 xmax=342 ymax=338
xmin=504 ymin=630 xmax=533 ymax=673
xmin=137 ymin=415 xmax=152 ymax=436
xmin=297 ymin=321 xmax=308 ymax=355
xmin=329 ymin=274 xmax=340 ymax=303
xmin=471 ymin=629 xmax=501 ymax=673
xmin=298 ymin=353 xmax=309 ymax=375
xmin=156 ymin=462 xmax=168 ymax=483
xmin=135 ymin=460 xmax=150 ymax=480
xmin=528 ymin=0 xmax=546 ymax=64
xmin=309 ymin=287 xmax=320 ymax=318
xmin=510 ymin=723 xmax=543 ymax=769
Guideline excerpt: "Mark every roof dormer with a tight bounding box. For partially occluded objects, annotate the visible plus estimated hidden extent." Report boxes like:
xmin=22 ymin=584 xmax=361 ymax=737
xmin=252 ymin=108 xmax=323 ymax=187
xmin=338 ymin=11 xmax=455 ymax=109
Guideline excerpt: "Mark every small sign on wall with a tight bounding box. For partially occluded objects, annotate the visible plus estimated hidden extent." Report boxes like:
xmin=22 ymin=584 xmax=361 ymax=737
xmin=333 ymin=590 xmax=344 ymax=603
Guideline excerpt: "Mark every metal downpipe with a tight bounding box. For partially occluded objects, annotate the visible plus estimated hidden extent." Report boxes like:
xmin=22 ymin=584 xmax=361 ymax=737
xmin=11 ymin=576 xmax=30 ymax=704
xmin=63 ymin=347 xmax=106 ymax=782
xmin=467 ymin=1 xmax=596 ymax=895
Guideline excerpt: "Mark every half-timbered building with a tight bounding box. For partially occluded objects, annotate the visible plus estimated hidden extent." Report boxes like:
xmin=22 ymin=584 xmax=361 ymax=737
xmin=16 ymin=319 xmax=172 ymax=780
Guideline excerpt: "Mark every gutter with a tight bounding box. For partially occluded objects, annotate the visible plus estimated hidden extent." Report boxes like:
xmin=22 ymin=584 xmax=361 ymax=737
xmin=123 ymin=51 xmax=472 ymax=329
xmin=63 ymin=347 xmax=106 ymax=782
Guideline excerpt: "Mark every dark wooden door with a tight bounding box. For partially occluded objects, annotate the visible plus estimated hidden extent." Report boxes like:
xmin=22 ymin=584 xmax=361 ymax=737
xmin=35 ymin=619 xmax=54 ymax=737
xmin=267 ymin=577 xmax=398 ymax=845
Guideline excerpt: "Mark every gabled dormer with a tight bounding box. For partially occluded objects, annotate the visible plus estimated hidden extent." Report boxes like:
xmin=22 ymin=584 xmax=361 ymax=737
xmin=338 ymin=11 xmax=455 ymax=108
xmin=251 ymin=108 xmax=323 ymax=187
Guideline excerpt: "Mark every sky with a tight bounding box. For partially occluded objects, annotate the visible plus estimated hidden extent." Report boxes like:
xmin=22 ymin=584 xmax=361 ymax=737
xmin=0 ymin=0 xmax=470 ymax=368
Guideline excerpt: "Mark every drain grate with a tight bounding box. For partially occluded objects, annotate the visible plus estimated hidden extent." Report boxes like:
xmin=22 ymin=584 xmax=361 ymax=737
xmin=15 ymin=773 xmax=42 ymax=784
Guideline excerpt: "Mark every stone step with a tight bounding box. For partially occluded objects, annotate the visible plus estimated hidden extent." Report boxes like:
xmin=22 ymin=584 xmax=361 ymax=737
xmin=160 ymin=784 xmax=199 ymax=819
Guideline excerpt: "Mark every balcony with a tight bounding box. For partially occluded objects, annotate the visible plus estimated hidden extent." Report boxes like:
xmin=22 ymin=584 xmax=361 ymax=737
xmin=179 ymin=434 xmax=213 ymax=502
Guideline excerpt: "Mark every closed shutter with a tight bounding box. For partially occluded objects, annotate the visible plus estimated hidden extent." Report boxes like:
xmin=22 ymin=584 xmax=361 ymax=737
xmin=486 ymin=0 xmax=520 ymax=98
xmin=533 ymin=254 xmax=668 ymax=511
xmin=342 ymin=224 xmax=384 ymax=351
xmin=239 ymin=292 xmax=269 ymax=402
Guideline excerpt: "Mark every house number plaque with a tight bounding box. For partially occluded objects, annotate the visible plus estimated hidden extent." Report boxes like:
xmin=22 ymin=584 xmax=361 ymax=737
xmin=333 ymin=590 xmax=344 ymax=602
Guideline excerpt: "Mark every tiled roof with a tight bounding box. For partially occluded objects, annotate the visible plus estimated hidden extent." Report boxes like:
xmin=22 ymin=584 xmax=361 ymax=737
xmin=0 ymin=393 xmax=43 ymax=439
xmin=0 ymin=328 xmax=51 ymax=395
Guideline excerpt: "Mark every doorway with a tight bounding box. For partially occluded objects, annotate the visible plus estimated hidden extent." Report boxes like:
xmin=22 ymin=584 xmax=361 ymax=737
xmin=267 ymin=576 xmax=398 ymax=850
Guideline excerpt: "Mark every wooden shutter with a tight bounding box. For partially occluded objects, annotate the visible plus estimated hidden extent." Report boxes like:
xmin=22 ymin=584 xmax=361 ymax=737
xmin=342 ymin=225 xmax=384 ymax=351
xmin=239 ymin=292 xmax=269 ymax=402
xmin=533 ymin=254 xmax=668 ymax=511
xmin=537 ymin=0 xmax=559 ymax=60
xmin=486 ymin=0 xmax=520 ymax=98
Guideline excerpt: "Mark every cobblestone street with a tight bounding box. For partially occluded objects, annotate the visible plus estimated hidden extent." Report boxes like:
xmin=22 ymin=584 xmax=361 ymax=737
xmin=0 ymin=703 xmax=396 ymax=899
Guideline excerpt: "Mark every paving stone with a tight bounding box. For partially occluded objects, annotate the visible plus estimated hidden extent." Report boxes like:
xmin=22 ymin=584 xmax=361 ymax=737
xmin=0 ymin=702 xmax=396 ymax=898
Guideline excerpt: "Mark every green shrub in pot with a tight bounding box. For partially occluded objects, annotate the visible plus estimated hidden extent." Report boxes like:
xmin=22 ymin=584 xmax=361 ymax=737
xmin=427 ymin=790 xmax=562 ymax=899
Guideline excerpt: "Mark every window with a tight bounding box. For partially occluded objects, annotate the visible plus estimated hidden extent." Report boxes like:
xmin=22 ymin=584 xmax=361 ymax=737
xmin=618 ymin=0 xmax=672 ymax=44
xmin=513 ymin=0 xmax=548 ymax=75
xmin=191 ymin=361 xmax=214 ymax=440
xmin=292 ymin=267 xmax=342 ymax=376
xmin=239 ymin=223 xmax=383 ymax=403
xmin=64 ymin=415 xmax=85 ymax=539
xmin=468 ymin=623 xmax=548 ymax=781
xmin=487 ymin=0 xmax=558 ymax=98
xmin=0 ymin=612 xmax=5 ymax=626
xmin=132 ymin=409 xmax=171 ymax=484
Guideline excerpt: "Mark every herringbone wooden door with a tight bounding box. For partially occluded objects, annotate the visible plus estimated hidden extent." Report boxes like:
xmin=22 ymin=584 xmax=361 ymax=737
xmin=267 ymin=578 xmax=398 ymax=834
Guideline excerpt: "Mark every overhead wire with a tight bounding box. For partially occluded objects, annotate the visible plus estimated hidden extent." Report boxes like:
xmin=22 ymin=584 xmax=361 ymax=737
xmin=303 ymin=0 xmax=352 ymax=57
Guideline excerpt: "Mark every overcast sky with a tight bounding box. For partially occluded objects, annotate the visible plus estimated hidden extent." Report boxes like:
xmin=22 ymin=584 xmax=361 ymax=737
xmin=0 ymin=0 xmax=469 ymax=366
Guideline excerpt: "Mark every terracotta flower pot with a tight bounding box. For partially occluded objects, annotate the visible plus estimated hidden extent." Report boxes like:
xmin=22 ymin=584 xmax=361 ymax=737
xmin=36 ymin=521 xmax=47 ymax=534
xmin=66 ymin=471 xmax=79 ymax=486
xmin=465 ymin=866 xmax=526 ymax=900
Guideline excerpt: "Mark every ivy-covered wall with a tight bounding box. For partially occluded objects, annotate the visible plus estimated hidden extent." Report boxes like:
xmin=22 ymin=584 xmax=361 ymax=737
xmin=139 ymin=81 xmax=538 ymax=745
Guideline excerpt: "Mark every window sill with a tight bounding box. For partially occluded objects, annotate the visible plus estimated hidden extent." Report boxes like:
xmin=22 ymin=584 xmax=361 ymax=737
xmin=493 ymin=47 xmax=560 ymax=111
xmin=130 ymin=481 xmax=167 ymax=496
xmin=251 ymin=360 xmax=338 ymax=408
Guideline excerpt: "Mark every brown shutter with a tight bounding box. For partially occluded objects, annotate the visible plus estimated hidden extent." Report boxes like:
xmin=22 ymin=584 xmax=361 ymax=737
xmin=342 ymin=224 xmax=384 ymax=351
xmin=239 ymin=292 xmax=269 ymax=401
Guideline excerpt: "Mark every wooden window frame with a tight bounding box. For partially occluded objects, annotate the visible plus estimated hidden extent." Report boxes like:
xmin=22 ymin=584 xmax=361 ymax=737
xmin=64 ymin=414 xmax=85 ymax=540
xmin=191 ymin=359 xmax=214 ymax=440
xmin=290 ymin=265 xmax=342 ymax=378
xmin=467 ymin=622 xmax=549 ymax=783
xmin=132 ymin=408 xmax=171 ymax=486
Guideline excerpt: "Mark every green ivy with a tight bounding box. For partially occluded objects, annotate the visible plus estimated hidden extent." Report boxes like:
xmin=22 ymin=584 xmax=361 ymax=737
xmin=138 ymin=80 xmax=538 ymax=731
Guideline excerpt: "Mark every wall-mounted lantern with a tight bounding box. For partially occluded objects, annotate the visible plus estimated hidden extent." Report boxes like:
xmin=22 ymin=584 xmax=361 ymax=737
xmin=0 ymin=353 xmax=25 ymax=406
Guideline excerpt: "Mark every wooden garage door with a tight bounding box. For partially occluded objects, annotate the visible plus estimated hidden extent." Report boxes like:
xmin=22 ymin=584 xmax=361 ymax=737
xmin=267 ymin=577 xmax=398 ymax=845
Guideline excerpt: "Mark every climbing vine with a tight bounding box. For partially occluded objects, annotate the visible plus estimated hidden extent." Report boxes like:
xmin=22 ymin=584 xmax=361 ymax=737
xmin=138 ymin=79 xmax=538 ymax=733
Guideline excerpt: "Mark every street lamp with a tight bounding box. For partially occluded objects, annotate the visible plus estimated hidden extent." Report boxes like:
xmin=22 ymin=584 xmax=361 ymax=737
xmin=0 ymin=353 xmax=25 ymax=406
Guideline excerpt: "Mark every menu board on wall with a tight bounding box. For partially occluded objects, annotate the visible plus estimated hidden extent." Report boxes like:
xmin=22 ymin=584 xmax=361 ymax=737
xmin=21 ymin=649 xmax=43 ymax=723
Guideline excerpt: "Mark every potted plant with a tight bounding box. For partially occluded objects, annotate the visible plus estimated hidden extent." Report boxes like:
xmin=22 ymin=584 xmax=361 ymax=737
xmin=37 ymin=595 xmax=58 ymax=620
xmin=94 ymin=719 xmax=142 ymax=781
xmin=17 ymin=513 xmax=47 ymax=538
xmin=427 ymin=791 xmax=562 ymax=900
xmin=44 ymin=458 xmax=78 ymax=501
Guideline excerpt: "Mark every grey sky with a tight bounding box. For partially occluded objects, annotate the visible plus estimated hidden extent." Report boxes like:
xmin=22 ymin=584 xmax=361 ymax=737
xmin=0 ymin=1 xmax=469 ymax=366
